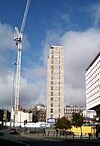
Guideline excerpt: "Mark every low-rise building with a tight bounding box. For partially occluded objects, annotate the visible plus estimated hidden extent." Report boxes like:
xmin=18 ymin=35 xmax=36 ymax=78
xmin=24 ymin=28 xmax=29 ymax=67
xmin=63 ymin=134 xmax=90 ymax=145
xmin=32 ymin=104 xmax=46 ymax=122
xmin=64 ymin=105 xmax=85 ymax=121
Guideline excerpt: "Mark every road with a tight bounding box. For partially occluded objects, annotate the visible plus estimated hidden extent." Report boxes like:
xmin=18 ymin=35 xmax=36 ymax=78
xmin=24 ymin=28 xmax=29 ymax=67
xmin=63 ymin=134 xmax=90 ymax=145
xmin=0 ymin=128 xmax=100 ymax=146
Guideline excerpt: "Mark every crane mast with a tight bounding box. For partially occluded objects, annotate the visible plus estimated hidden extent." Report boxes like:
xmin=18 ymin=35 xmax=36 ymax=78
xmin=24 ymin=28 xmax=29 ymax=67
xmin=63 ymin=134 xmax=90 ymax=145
xmin=14 ymin=29 xmax=22 ymax=113
xmin=13 ymin=0 xmax=31 ymax=120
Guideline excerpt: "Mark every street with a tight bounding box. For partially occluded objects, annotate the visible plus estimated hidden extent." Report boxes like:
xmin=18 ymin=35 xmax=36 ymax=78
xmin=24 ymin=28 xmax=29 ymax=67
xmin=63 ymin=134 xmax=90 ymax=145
xmin=0 ymin=129 xmax=100 ymax=146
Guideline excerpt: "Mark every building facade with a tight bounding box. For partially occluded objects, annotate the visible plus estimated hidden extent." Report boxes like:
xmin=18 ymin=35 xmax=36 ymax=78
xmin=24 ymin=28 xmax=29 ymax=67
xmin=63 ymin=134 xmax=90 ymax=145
xmin=82 ymin=109 xmax=96 ymax=124
xmin=64 ymin=105 xmax=85 ymax=121
xmin=47 ymin=45 xmax=64 ymax=121
xmin=32 ymin=104 xmax=46 ymax=122
xmin=85 ymin=52 xmax=100 ymax=113
xmin=85 ymin=52 xmax=100 ymax=138
xmin=11 ymin=107 xmax=33 ymax=125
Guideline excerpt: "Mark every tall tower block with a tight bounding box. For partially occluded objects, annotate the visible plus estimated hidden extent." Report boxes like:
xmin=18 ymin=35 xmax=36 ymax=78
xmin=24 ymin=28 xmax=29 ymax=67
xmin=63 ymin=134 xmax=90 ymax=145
xmin=47 ymin=45 xmax=64 ymax=122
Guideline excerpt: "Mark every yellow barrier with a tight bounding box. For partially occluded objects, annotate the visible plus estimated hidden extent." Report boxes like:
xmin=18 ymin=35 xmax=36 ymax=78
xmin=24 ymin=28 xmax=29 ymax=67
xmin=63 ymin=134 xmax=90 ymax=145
xmin=70 ymin=126 xmax=96 ymax=136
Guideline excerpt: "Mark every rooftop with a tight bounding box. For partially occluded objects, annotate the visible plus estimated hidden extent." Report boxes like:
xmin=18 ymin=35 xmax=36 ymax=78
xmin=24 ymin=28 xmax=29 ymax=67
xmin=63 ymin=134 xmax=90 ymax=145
xmin=86 ymin=51 xmax=100 ymax=71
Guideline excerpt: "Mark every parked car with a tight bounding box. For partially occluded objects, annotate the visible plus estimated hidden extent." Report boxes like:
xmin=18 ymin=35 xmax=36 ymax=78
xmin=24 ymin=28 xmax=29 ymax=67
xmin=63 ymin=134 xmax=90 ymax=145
xmin=9 ymin=128 xmax=18 ymax=134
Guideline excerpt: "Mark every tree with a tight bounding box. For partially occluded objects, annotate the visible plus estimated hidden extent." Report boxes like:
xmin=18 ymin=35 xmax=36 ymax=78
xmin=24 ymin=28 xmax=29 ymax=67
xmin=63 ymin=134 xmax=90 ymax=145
xmin=55 ymin=116 xmax=71 ymax=130
xmin=0 ymin=109 xmax=3 ymax=128
xmin=71 ymin=112 xmax=84 ymax=138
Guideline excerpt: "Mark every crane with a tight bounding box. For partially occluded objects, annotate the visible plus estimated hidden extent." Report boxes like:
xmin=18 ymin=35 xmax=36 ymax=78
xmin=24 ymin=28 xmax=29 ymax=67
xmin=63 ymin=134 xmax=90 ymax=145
xmin=14 ymin=0 xmax=31 ymax=118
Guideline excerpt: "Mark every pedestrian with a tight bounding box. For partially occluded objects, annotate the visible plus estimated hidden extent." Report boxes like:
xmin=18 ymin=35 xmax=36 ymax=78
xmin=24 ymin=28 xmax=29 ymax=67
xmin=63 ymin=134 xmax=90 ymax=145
xmin=43 ymin=128 xmax=45 ymax=136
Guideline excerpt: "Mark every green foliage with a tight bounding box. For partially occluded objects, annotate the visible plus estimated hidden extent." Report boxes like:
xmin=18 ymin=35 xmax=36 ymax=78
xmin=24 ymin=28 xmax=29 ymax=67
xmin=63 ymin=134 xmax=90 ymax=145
xmin=55 ymin=116 xmax=71 ymax=130
xmin=71 ymin=112 xmax=84 ymax=128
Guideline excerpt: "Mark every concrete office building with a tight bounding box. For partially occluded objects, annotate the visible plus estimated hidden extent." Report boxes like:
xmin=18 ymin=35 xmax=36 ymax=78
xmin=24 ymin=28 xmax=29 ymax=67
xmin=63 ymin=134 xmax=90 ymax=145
xmin=85 ymin=52 xmax=100 ymax=113
xmin=47 ymin=45 xmax=64 ymax=122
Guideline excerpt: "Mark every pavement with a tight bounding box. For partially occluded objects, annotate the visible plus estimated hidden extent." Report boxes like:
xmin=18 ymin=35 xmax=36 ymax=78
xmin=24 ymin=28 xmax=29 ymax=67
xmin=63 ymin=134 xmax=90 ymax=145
xmin=20 ymin=132 xmax=100 ymax=145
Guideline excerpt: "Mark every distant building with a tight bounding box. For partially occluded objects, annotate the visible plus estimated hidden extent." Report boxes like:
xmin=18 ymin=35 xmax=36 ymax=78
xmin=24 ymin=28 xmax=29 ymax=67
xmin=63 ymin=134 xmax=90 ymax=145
xmin=83 ymin=109 xmax=96 ymax=119
xmin=82 ymin=109 xmax=96 ymax=124
xmin=47 ymin=45 xmax=64 ymax=121
xmin=32 ymin=104 xmax=46 ymax=122
xmin=12 ymin=107 xmax=33 ymax=124
xmin=64 ymin=105 xmax=85 ymax=121
xmin=0 ymin=108 xmax=10 ymax=127
xmin=2 ymin=108 xmax=10 ymax=122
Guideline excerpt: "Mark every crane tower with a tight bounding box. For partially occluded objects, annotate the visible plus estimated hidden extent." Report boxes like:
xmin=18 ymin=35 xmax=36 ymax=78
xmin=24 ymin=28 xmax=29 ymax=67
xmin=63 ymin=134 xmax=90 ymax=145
xmin=14 ymin=0 xmax=31 ymax=116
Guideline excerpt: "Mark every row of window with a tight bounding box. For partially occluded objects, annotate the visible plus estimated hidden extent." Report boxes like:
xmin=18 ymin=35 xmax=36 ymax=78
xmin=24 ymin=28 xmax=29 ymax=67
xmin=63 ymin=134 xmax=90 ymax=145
xmin=51 ymin=86 xmax=61 ymax=90
xmin=50 ymin=59 xmax=60 ymax=63
xmin=50 ymin=114 xmax=61 ymax=118
xmin=86 ymin=85 xmax=99 ymax=95
xmin=50 ymin=55 xmax=62 ymax=59
xmin=50 ymin=50 xmax=63 ymax=55
xmin=50 ymin=108 xmax=60 ymax=113
xmin=51 ymin=65 xmax=61 ymax=69
xmin=86 ymin=90 xmax=99 ymax=99
xmin=86 ymin=60 xmax=99 ymax=77
xmin=86 ymin=67 xmax=100 ymax=81
xmin=50 ymin=70 xmax=61 ymax=74
xmin=87 ymin=96 xmax=100 ymax=104
xmin=50 ymin=103 xmax=61 ymax=107
xmin=86 ymin=79 xmax=99 ymax=90
xmin=50 ymin=97 xmax=61 ymax=101
xmin=50 ymin=76 xmax=62 ymax=80
xmin=50 ymin=60 xmax=63 ymax=65
xmin=50 ymin=81 xmax=63 ymax=85
xmin=51 ymin=92 xmax=61 ymax=96
xmin=86 ymin=78 xmax=99 ymax=87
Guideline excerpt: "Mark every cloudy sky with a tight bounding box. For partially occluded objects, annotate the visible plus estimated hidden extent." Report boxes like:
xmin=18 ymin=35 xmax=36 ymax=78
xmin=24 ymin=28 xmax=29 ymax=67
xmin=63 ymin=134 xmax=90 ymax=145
xmin=0 ymin=0 xmax=99 ymax=109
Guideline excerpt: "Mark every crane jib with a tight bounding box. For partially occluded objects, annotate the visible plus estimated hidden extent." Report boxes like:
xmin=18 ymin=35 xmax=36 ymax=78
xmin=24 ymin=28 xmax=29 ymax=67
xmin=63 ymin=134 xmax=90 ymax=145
xmin=20 ymin=0 xmax=31 ymax=33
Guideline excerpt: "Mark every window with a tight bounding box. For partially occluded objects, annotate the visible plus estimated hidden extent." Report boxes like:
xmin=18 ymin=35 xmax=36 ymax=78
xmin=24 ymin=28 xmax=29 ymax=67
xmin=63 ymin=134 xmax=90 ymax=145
xmin=51 ymin=55 xmax=54 ymax=59
xmin=51 ymin=103 xmax=53 ymax=107
xmin=59 ymin=109 xmax=60 ymax=113
xmin=59 ymin=86 xmax=60 ymax=90
xmin=51 ymin=109 xmax=53 ymax=113
xmin=51 ymin=50 xmax=54 ymax=54
xmin=51 ymin=60 xmax=54 ymax=64
xmin=51 ymin=86 xmax=53 ymax=90
xmin=51 ymin=114 xmax=53 ymax=118
xmin=51 ymin=97 xmax=53 ymax=101
xmin=51 ymin=70 xmax=53 ymax=74
xmin=51 ymin=76 xmax=53 ymax=80
xmin=51 ymin=81 xmax=53 ymax=85
xmin=51 ymin=92 xmax=53 ymax=96
xmin=51 ymin=65 xmax=54 ymax=69
xmin=59 ymin=92 xmax=60 ymax=96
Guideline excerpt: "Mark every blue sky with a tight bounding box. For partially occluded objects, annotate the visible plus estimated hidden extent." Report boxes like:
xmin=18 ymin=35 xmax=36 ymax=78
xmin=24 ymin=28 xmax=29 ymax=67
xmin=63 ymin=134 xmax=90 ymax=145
xmin=0 ymin=0 xmax=100 ymax=109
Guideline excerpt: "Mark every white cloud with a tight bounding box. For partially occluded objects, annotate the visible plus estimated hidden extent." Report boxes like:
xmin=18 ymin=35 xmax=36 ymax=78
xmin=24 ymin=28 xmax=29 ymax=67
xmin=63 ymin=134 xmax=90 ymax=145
xmin=0 ymin=73 xmax=13 ymax=108
xmin=62 ymin=28 xmax=100 ymax=106
xmin=0 ymin=22 xmax=31 ymax=109
xmin=0 ymin=23 xmax=15 ymax=50
xmin=20 ymin=74 xmax=47 ymax=108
